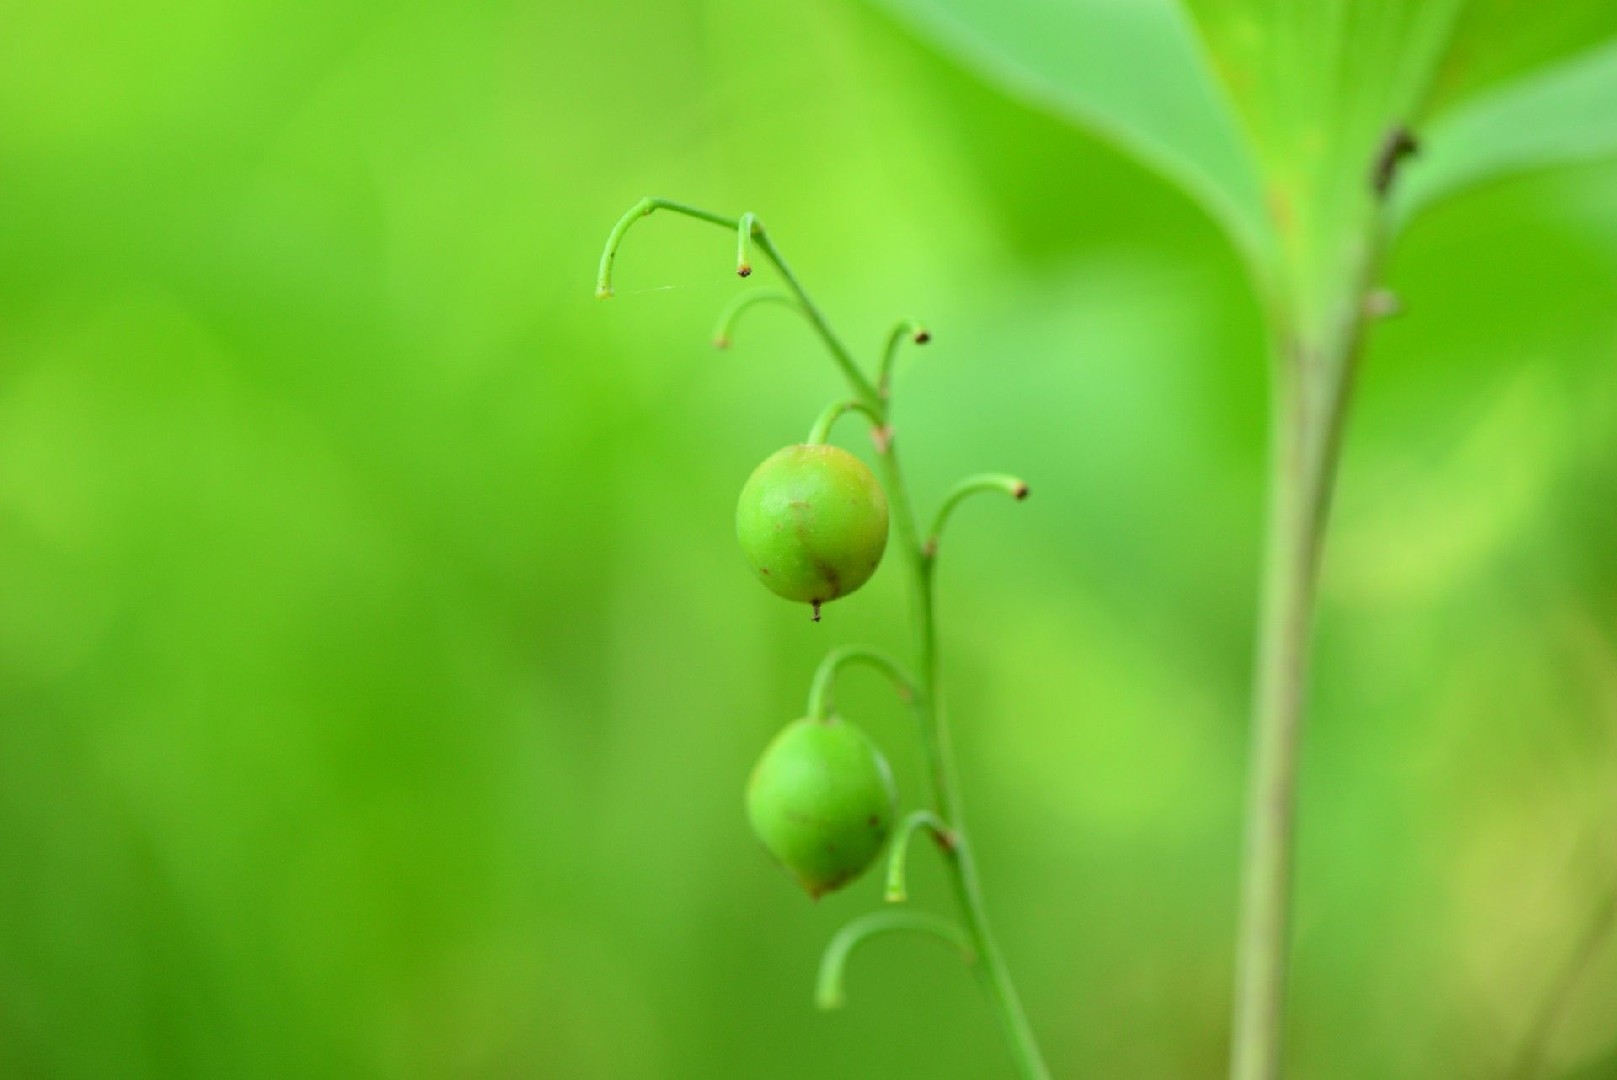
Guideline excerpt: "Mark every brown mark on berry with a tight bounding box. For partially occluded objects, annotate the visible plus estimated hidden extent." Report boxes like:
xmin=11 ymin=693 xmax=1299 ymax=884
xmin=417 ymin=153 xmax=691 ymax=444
xmin=811 ymin=559 xmax=843 ymax=599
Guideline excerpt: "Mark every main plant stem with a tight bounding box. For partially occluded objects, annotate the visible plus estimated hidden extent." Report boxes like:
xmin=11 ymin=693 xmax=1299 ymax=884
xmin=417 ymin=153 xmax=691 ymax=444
xmin=1230 ymin=245 xmax=1375 ymax=1080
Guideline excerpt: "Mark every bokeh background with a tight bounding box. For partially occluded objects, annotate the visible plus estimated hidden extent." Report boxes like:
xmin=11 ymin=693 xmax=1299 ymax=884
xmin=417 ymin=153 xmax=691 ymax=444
xmin=3 ymin=2 xmax=1617 ymax=1078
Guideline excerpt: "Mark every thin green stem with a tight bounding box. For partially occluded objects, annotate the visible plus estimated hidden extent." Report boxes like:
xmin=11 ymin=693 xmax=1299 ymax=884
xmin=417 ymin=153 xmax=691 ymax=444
xmin=806 ymin=646 xmax=915 ymax=721
xmin=750 ymin=228 xmax=883 ymax=407
xmin=885 ymin=810 xmax=955 ymax=903
xmin=880 ymin=320 xmax=930 ymax=398
xmin=892 ymin=486 xmax=1049 ymax=1079
xmin=595 ymin=197 xmax=738 ymax=299
xmin=815 ymin=910 xmax=975 ymax=1011
xmin=596 ymin=198 xmax=879 ymax=400
xmin=926 ymin=474 xmax=1031 ymax=557
xmin=712 ymin=289 xmax=801 ymax=349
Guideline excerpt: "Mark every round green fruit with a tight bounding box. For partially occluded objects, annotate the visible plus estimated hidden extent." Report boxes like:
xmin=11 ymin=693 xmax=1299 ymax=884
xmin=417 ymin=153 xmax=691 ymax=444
xmin=735 ymin=444 xmax=889 ymax=618
xmin=746 ymin=716 xmax=897 ymax=898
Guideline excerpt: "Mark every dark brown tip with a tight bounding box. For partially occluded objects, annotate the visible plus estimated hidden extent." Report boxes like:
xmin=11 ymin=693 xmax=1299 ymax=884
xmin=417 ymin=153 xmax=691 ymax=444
xmin=1013 ymin=482 xmax=1030 ymax=501
xmin=737 ymin=264 xmax=752 ymax=278
xmin=1371 ymin=125 xmax=1418 ymax=196
xmin=913 ymin=330 xmax=931 ymax=344
xmin=811 ymin=599 xmax=822 ymax=622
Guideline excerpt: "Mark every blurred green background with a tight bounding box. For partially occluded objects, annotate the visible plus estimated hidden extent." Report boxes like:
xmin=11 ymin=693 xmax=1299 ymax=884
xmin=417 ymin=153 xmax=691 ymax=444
xmin=3 ymin=1 xmax=1617 ymax=1077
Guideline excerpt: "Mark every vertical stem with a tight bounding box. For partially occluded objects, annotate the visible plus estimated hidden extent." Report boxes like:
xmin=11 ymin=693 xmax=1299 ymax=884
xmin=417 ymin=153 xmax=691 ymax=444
xmin=1229 ymin=289 xmax=1367 ymax=1080
xmin=876 ymin=437 xmax=1052 ymax=1080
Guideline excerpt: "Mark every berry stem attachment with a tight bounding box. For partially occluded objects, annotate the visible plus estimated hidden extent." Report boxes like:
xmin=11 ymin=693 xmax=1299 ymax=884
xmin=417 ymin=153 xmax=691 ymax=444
xmin=815 ymin=910 xmax=975 ymax=1010
xmin=807 ymin=400 xmax=886 ymax=446
xmin=885 ymin=809 xmax=956 ymax=903
xmin=925 ymin=474 xmax=1030 ymax=558
xmin=879 ymin=320 xmax=930 ymax=398
xmin=712 ymin=289 xmax=802 ymax=349
xmin=807 ymin=646 xmax=916 ymax=721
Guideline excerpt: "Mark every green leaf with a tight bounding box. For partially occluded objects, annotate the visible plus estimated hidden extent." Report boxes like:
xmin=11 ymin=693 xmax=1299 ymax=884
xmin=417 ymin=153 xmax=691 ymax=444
xmin=867 ymin=0 xmax=1273 ymax=272
xmin=1398 ymin=39 xmax=1617 ymax=223
xmin=1424 ymin=1 xmax=1617 ymax=114
xmin=873 ymin=0 xmax=1617 ymax=305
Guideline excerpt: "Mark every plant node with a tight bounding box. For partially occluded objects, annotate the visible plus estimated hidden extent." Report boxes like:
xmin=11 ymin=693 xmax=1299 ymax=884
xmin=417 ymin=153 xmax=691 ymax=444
xmin=1364 ymin=289 xmax=1401 ymax=319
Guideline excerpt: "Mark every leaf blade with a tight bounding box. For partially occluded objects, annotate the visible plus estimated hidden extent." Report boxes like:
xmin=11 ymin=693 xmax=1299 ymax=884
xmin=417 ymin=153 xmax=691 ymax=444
xmin=1398 ymin=39 xmax=1617 ymax=223
xmin=869 ymin=0 xmax=1273 ymax=270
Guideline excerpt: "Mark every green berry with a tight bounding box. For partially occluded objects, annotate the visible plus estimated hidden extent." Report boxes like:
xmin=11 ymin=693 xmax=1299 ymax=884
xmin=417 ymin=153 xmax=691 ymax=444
xmin=746 ymin=717 xmax=897 ymax=898
xmin=735 ymin=444 xmax=889 ymax=619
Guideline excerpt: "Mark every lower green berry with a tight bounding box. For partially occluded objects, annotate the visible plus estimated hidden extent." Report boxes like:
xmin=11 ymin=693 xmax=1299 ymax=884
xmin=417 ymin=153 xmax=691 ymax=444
xmin=735 ymin=444 xmax=889 ymax=620
xmin=746 ymin=717 xmax=897 ymax=898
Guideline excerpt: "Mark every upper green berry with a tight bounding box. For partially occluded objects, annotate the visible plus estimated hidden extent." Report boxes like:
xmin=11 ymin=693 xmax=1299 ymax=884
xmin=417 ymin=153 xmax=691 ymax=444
xmin=735 ymin=444 xmax=889 ymax=618
xmin=746 ymin=716 xmax=897 ymax=898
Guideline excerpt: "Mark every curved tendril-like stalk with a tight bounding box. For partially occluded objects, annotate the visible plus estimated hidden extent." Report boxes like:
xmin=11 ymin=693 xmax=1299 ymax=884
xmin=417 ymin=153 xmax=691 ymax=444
xmin=595 ymin=197 xmax=879 ymax=403
xmin=879 ymin=320 xmax=930 ymax=398
xmin=815 ymin=910 xmax=975 ymax=1010
xmin=712 ymin=289 xmax=801 ymax=349
xmin=806 ymin=646 xmax=915 ymax=721
xmin=595 ymin=197 xmax=736 ymax=299
xmin=926 ymin=474 xmax=1030 ymax=557
xmin=806 ymin=399 xmax=886 ymax=446
xmin=596 ymin=197 xmax=1050 ymax=1080
xmin=884 ymin=809 xmax=955 ymax=903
